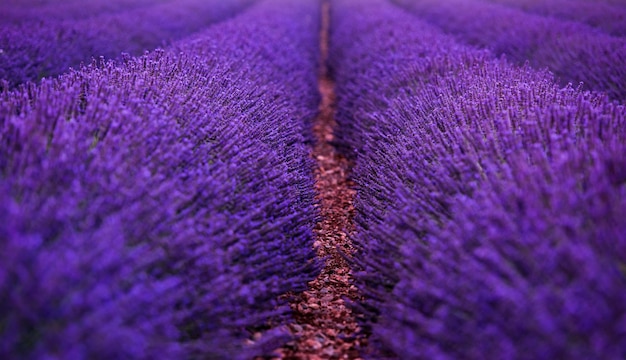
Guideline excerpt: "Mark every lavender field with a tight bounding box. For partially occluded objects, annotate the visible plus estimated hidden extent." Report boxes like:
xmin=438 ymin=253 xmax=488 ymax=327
xmin=1 ymin=0 xmax=625 ymax=359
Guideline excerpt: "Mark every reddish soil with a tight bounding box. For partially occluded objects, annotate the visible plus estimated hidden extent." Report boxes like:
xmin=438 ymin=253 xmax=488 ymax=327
xmin=274 ymin=1 xmax=364 ymax=359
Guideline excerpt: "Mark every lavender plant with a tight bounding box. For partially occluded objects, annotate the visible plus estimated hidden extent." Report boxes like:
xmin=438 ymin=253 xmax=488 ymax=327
xmin=0 ymin=0 xmax=321 ymax=358
xmin=392 ymin=0 xmax=626 ymax=100
xmin=485 ymin=0 xmax=626 ymax=37
xmin=330 ymin=0 xmax=626 ymax=358
xmin=0 ymin=0 xmax=254 ymax=88
xmin=0 ymin=0 xmax=169 ymax=25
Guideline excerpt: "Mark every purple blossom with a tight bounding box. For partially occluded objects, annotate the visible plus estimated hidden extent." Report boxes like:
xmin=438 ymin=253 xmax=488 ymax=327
xmin=393 ymin=0 xmax=626 ymax=100
xmin=485 ymin=0 xmax=626 ymax=37
xmin=0 ymin=0 xmax=168 ymax=25
xmin=330 ymin=0 xmax=626 ymax=358
xmin=0 ymin=0 xmax=255 ymax=88
xmin=0 ymin=0 xmax=321 ymax=358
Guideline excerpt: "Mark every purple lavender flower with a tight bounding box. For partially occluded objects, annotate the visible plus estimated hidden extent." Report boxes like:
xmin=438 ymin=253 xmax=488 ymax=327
xmin=0 ymin=0 xmax=321 ymax=358
xmin=393 ymin=0 xmax=626 ymax=100
xmin=330 ymin=0 xmax=626 ymax=358
xmin=0 ymin=0 xmax=255 ymax=88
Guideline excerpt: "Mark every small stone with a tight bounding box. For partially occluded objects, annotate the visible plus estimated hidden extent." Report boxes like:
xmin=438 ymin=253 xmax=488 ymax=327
xmin=322 ymin=347 xmax=336 ymax=356
xmin=307 ymin=339 xmax=322 ymax=350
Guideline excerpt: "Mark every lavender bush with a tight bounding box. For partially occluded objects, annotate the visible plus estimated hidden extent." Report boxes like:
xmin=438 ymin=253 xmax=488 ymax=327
xmin=392 ymin=0 xmax=626 ymax=100
xmin=330 ymin=0 xmax=626 ymax=358
xmin=486 ymin=0 xmax=626 ymax=37
xmin=0 ymin=0 xmax=254 ymax=88
xmin=0 ymin=0 xmax=321 ymax=358
xmin=0 ymin=0 xmax=168 ymax=25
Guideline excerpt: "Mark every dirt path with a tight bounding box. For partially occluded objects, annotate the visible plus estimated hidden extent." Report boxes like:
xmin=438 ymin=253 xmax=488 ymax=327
xmin=275 ymin=1 xmax=364 ymax=359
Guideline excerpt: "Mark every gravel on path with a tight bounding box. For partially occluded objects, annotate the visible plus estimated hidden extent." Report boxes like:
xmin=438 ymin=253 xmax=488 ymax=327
xmin=275 ymin=1 xmax=365 ymax=358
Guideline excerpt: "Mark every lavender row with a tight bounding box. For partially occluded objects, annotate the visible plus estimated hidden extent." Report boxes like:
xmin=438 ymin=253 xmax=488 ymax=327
xmin=0 ymin=0 xmax=254 ymax=88
xmin=485 ymin=0 xmax=626 ymax=37
xmin=0 ymin=0 xmax=169 ymax=25
xmin=392 ymin=0 xmax=626 ymax=100
xmin=591 ymin=0 xmax=626 ymax=7
xmin=0 ymin=0 xmax=321 ymax=358
xmin=330 ymin=0 xmax=626 ymax=358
